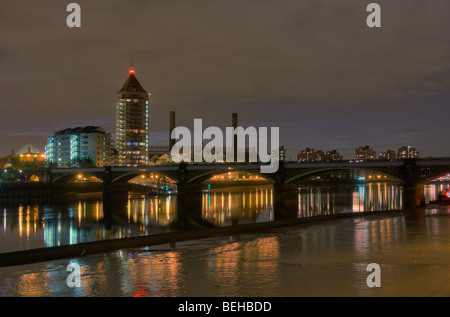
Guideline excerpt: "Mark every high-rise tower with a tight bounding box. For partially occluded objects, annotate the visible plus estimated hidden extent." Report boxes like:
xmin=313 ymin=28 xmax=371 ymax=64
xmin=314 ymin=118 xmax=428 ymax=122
xmin=116 ymin=66 xmax=150 ymax=166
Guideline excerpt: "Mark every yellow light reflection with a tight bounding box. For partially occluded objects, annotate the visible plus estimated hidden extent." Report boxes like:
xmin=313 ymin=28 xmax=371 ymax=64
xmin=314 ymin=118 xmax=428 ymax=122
xmin=166 ymin=197 xmax=170 ymax=220
xmin=78 ymin=201 xmax=82 ymax=225
xmin=127 ymin=199 xmax=131 ymax=223
xmin=18 ymin=205 xmax=23 ymax=237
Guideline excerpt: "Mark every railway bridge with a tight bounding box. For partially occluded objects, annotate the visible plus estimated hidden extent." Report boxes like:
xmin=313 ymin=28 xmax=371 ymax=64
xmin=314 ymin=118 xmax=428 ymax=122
xmin=24 ymin=158 xmax=450 ymax=228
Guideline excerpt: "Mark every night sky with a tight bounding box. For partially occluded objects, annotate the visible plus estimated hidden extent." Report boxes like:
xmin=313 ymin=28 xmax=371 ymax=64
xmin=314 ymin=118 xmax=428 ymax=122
xmin=1 ymin=0 xmax=449 ymax=160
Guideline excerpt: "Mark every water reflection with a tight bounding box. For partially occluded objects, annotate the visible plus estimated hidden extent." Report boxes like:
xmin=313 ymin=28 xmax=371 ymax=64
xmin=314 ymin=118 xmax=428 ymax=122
xmin=299 ymin=183 xmax=403 ymax=217
xmin=3 ymin=183 xmax=450 ymax=296
xmin=0 ymin=183 xmax=412 ymax=253
xmin=0 ymin=196 xmax=177 ymax=253
xmin=353 ymin=217 xmax=406 ymax=257
xmin=126 ymin=196 xmax=176 ymax=229
xmin=424 ymin=183 xmax=450 ymax=204
xmin=3 ymin=212 xmax=450 ymax=297
xmin=0 ymin=236 xmax=282 ymax=297
xmin=206 ymin=237 xmax=280 ymax=297
xmin=202 ymin=186 xmax=273 ymax=226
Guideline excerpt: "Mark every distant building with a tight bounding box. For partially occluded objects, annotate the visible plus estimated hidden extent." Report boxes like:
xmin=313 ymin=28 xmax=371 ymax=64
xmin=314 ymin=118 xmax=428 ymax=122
xmin=397 ymin=146 xmax=419 ymax=159
xmin=279 ymin=146 xmax=287 ymax=162
xmin=324 ymin=149 xmax=343 ymax=162
xmin=379 ymin=146 xmax=419 ymax=160
xmin=379 ymin=149 xmax=398 ymax=160
xmin=151 ymin=153 xmax=172 ymax=165
xmin=297 ymin=148 xmax=324 ymax=162
xmin=104 ymin=134 xmax=119 ymax=166
xmin=355 ymin=146 xmax=376 ymax=161
xmin=149 ymin=145 xmax=170 ymax=157
xmin=297 ymin=148 xmax=342 ymax=163
xmin=4 ymin=144 xmax=46 ymax=169
xmin=149 ymin=145 xmax=172 ymax=165
xmin=116 ymin=66 xmax=150 ymax=166
xmin=45 ymin=126 xmax=116 ymax=167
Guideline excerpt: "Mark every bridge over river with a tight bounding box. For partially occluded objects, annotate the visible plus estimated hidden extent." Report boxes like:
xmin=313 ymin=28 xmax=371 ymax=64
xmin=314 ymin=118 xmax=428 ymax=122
xmin=21 ymin=158 xmax=450 ymax=229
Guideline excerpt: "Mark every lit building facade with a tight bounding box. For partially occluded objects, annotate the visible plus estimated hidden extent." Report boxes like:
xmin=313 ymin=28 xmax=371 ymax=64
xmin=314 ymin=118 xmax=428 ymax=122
xmin=379 ymin=149 xmax=398 ymax=160
xmin=116 ymin=66 xmax=150 ymax=166
xmin=297 ymin=148 xmax=324 ymax=162
xmin=324 ymin=149 xmax=343 ymax=162
xmin=4 ymin=144 xmax=46 ymax=169
xmin=279 ymin=146 xmax=287 ymax=162
xmin=397 ymin=145 xmax=419 ymax=159
xmin=379 ymin=146 xmax=419 ymax=160
xmin=355 ymin=146 xmax=376 ymax=161
xmin=297 ymin=148 xmax=342 ymax=163
xmin=45 ymin=126 xmax=116 ymax=167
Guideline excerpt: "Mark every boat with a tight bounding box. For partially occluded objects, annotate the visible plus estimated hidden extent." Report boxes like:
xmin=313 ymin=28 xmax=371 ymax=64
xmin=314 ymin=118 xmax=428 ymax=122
xmin=434 ymin=189 xmax=450 ymax=205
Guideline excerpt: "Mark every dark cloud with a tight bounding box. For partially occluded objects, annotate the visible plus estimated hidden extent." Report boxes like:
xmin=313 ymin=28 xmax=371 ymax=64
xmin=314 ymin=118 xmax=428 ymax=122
xmin=0 ymin=0 xmax=449 ymax=159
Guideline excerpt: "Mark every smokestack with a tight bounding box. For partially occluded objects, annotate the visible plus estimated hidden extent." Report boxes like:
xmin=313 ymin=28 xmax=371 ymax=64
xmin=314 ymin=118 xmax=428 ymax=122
xmin=232 ymin=113 xmax=237 ymax=162
xmin=169 ymin=111 xmax=176 ymax=151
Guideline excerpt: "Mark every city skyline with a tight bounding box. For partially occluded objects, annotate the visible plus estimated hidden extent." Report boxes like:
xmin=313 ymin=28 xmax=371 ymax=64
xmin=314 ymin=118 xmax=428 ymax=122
xmin=1 ymin=1 xmax=449 ymax=160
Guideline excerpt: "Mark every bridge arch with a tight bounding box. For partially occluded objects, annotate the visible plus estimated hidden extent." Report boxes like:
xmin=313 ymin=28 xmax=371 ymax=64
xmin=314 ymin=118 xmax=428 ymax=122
xmin=284 ymin=167 xmax=404 ymax=184
xmin=421 ymin=171 xmax=450 ymax=184
xmin=186 ymin=168 xmax=276 ymax=185
xmin=52 ymin=172 xmax=104 ymax=184
xmin=111 ymin=171 xmax=178 ymax=185
xmin=29 ymin=175 xmax=40 ymax=182
xmin=418 ymin=166 xmax=450 ymax=184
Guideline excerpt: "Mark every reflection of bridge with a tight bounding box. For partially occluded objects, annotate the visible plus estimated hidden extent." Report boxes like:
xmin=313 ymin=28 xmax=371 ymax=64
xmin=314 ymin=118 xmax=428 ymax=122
xmin=25 ymin=158 xmax=450 ymax=228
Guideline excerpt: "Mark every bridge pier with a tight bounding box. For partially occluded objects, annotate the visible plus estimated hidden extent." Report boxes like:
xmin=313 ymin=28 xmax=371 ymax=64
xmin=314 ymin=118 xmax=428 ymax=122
xmin=102 ymin=167 xmax=129 ymax=228
xmin=103 ymin=182 xmax=129 ymax=212
xmin=176 ymin=183 xmax=205 ymax=230
xmin=402 ymin=159 xmax=425 ymax=209
xmin=102 ymin=182 xmax=129 ymax=229
xmin=403 ymin=181 xmax=425 ymax=210
xmin=273 ymin=183 xmax=299 ymax=220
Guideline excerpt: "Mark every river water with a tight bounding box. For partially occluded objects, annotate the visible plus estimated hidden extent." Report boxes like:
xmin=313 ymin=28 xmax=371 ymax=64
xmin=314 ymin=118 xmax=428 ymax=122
xmin=0 ymin=182 xmax=449 ymax=297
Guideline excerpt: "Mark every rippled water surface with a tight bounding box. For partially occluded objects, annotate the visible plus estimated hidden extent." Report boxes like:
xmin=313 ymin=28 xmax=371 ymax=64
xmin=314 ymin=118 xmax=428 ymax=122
xmin=1 ymin=183 xmax=450 ymax=297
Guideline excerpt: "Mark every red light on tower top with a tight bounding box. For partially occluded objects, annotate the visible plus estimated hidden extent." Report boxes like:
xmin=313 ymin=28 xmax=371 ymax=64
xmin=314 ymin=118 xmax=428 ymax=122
xmin=129 ymin=65 xmax=135 ymax=74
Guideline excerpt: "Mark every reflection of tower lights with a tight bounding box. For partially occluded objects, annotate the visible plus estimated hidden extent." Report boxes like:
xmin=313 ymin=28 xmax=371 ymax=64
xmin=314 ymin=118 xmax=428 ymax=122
xmin=127 ymin=200 xmax=131 ymax=223
xmin=208 ymin=194 xmax=211 ymax=213
xmin=141 ymin=199 xmax=145 ymax=224
xmin=202 ymin=194 xmax=206 ymax=216
xmin=260 ymin=189 xmax=263 ymax=207
xmin=78 ymin=201 xmax=82 ymax=225
xmin=33 ymin=206 xmax=38 ymax=235
xmin=18 ymin=206 xmax=23 ymax=237
xmin=3 ymin=208 xmax=6 ymax=233
xmin=26 ymin=206 xmax=31 ymax=239
xmin=166 ymin=197 xmax=170 ymax=220
xmin=327 ymin=192 xmax=330 ymax=211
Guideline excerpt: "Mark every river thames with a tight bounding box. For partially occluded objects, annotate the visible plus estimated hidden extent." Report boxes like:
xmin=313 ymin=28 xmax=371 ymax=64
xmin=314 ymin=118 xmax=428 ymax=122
xmin=0 ymin=182 xmax=449 ymax=297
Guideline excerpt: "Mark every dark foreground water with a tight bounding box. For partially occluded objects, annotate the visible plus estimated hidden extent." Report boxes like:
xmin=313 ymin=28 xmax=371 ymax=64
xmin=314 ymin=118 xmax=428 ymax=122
xmin=0 ymin=182 xmax=449 ymax=296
